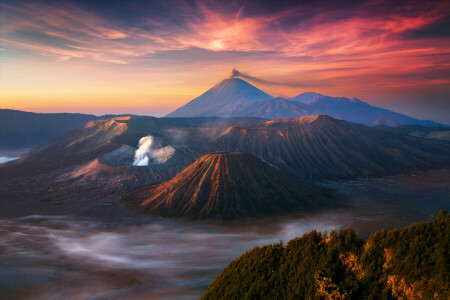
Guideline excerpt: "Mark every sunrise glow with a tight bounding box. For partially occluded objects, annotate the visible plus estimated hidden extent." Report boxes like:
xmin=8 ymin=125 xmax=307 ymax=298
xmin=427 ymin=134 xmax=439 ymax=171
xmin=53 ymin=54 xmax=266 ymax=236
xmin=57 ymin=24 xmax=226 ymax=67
xmin=0 ymin=0 xmax=449 ymax=123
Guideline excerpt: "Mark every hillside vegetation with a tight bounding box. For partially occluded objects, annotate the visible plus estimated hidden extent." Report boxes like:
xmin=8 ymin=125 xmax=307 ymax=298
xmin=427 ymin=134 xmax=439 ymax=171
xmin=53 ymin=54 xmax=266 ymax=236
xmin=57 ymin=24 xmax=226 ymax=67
xmin=202 ymin=210 xmax=449 ymax=299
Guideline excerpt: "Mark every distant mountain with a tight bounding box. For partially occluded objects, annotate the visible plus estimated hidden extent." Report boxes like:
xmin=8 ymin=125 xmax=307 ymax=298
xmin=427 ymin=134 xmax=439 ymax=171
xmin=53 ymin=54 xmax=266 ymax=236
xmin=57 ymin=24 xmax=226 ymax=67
xmin=121 ymin=152 xmax=335 ymax=220
xmin=166 ymin=78 xmax=443 ymax=127
xmin=0 ymin=109 xmax=269 ymax=150
xmin=161 ymin=116 xmax=268 ymax=125
xmin=202 ymin=210 xmax=449 ymax=299
xmin=232 ymin=97 xmax=309 ymax=119
xmin=378 ymin=124 xmax=450 ymax=141
xmin=0 ymin=109 xmax=144 ymax=150
xmin=0 ymin=109 xmax=98 ymax=149
xmin=287 ymin=93 xmax=443 ymax=127
xmin=166 ymin=78 xmax=273 ymax=117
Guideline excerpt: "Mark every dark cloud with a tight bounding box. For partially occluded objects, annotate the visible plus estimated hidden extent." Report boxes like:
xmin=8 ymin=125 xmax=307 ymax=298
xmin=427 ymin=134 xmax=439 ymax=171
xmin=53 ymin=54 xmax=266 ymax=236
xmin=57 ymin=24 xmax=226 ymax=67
xmin=401 ymin=16 xmax=450 ymax=40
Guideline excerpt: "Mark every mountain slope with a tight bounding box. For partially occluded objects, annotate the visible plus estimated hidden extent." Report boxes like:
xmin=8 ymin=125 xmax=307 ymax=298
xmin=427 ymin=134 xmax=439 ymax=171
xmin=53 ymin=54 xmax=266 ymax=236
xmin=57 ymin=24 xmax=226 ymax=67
xmin=166 ymin=78 xmax=272 ymax=117
xmin=161 ymin=116 xmax=268 ymax=125
xmin=0 ymin=109 xmax=98 ymax=149
xmin=201 ymin=210 xmax=449 ymax=299
xmin=0 ymin=109 xmax=146 ymax=150
xmin=288 ymin=93 xmax=442 ymax=127
xmin=121 ymin=152 xmax=335 ymax=220
xmin=199 ymin=115 xmax=450 ymax=180
xmin=379 ymin=125 xmax=450 ymax=141
xmin=232 ymin=97 xmax=309 ymax=119
xmin=0 ymin=116 xmax=185 ymax=179
xmin=166 ymin=78 xmax=443 ymax=126
xmin=230 ymin=93 xmax=443 ymax=127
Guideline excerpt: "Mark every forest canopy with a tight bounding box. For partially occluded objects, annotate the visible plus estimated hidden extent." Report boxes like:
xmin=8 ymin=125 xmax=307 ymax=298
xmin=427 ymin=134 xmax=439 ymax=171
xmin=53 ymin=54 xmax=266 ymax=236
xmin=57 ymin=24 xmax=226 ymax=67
xmin=202 ymin=210 xmax=449 ymax=299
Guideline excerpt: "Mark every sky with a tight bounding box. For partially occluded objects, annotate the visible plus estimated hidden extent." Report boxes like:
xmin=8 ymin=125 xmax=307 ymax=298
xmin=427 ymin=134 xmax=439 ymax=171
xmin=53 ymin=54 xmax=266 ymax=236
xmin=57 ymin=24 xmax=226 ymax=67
xmin=0 ymin=0 xmax=449 ymax=124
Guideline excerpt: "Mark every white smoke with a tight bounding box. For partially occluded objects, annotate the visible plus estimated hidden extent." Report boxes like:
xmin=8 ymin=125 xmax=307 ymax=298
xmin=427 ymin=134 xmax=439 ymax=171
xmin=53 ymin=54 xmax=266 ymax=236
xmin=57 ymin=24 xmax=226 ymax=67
xmin=133 ymin=135 xmax=176 ymax=166
xmin=133 ymin=136 xmax=154 ymax=166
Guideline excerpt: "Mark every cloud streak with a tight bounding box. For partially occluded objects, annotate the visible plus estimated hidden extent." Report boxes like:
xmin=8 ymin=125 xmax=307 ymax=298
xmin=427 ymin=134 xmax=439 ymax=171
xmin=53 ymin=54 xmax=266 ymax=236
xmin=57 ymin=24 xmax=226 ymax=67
xmin=2 ymin=0 xmax=449 ymax=64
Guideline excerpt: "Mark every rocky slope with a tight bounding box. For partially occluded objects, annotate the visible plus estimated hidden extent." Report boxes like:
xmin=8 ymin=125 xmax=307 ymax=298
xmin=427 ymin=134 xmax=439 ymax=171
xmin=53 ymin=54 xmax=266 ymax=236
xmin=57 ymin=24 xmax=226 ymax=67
xmin=121 ymin=152 xmax=336 ymax=220
xmin=199 ymin=115 xmax=450 ymax=180
xmin=63 ymin=146 xmax=199 ymax=192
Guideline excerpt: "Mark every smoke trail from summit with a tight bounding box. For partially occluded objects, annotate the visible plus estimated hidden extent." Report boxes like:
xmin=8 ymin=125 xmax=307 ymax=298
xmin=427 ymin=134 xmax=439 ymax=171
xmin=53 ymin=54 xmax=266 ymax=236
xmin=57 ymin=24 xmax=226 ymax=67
xmin=230 ymin=69 xmax=307 ymax=87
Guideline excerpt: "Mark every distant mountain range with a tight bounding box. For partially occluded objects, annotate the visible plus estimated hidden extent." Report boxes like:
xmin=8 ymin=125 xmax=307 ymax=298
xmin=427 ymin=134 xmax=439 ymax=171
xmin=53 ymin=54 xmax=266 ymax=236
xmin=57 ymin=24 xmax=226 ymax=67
xmin=167 ymin=78 xmax=444 ymax=127
xmin=121 ymin=152 xmax=336 ymax=220
xmin=0 ymin=109 xmax=267 ymax=150
xmin=0 ymin=109 xmax=145 ymax=150
xmin=1 ymin=77 xmax=446 ymax=150
xmin=0 ymin=109 xmax=99 ymax=149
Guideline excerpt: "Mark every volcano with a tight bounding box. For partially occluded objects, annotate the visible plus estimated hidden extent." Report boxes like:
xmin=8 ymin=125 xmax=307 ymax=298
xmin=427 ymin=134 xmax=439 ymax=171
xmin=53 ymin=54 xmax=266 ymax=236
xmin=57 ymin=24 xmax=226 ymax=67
xmin=166 ymin=78 xmax=272 ymax=117
xmin=166 ymin=77 xmax=443 ymax=126
xmin=121 ymin=152 xmax=335 ymax=220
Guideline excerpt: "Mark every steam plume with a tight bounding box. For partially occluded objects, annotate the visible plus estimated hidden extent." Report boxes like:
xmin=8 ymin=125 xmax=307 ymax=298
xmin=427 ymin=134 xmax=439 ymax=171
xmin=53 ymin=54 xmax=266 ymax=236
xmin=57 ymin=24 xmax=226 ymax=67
xmin=230 ymin=69 xmax=307 ymax=87
xmin=133 ymin=135 xmax=176 ymax=166
xmin=133 ymin=136 xmax=154 ymax=166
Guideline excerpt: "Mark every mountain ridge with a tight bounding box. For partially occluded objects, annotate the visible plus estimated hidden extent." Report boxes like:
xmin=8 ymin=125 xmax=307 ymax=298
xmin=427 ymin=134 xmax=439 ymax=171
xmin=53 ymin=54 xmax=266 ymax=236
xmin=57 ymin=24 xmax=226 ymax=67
xmin=166 ymin=78 xmax=444 ymax=127
xmin=121 ymin=152 xmax=336 ymax=220
xmin=3 ymin=114 xmax=449 ymax=182
xmin=201 ymin=114 xmax=450 ymax=180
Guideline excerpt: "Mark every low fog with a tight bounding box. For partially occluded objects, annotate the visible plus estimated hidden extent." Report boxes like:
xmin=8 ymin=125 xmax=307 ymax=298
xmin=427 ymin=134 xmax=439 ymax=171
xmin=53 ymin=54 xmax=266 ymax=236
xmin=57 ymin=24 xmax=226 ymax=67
xmin=0 ymin=213 xmax=349 ymax=299
xmin=0 ymin=170 xmax=447 ymax=299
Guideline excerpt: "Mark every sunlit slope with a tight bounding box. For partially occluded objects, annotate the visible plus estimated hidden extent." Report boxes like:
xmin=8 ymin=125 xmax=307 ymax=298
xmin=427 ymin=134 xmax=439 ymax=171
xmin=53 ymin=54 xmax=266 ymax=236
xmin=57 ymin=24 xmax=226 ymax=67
xmin=202 ymin=210 xmax=449 ymax=299
xmin=121 ymin=152 xmax=335 ymax=220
